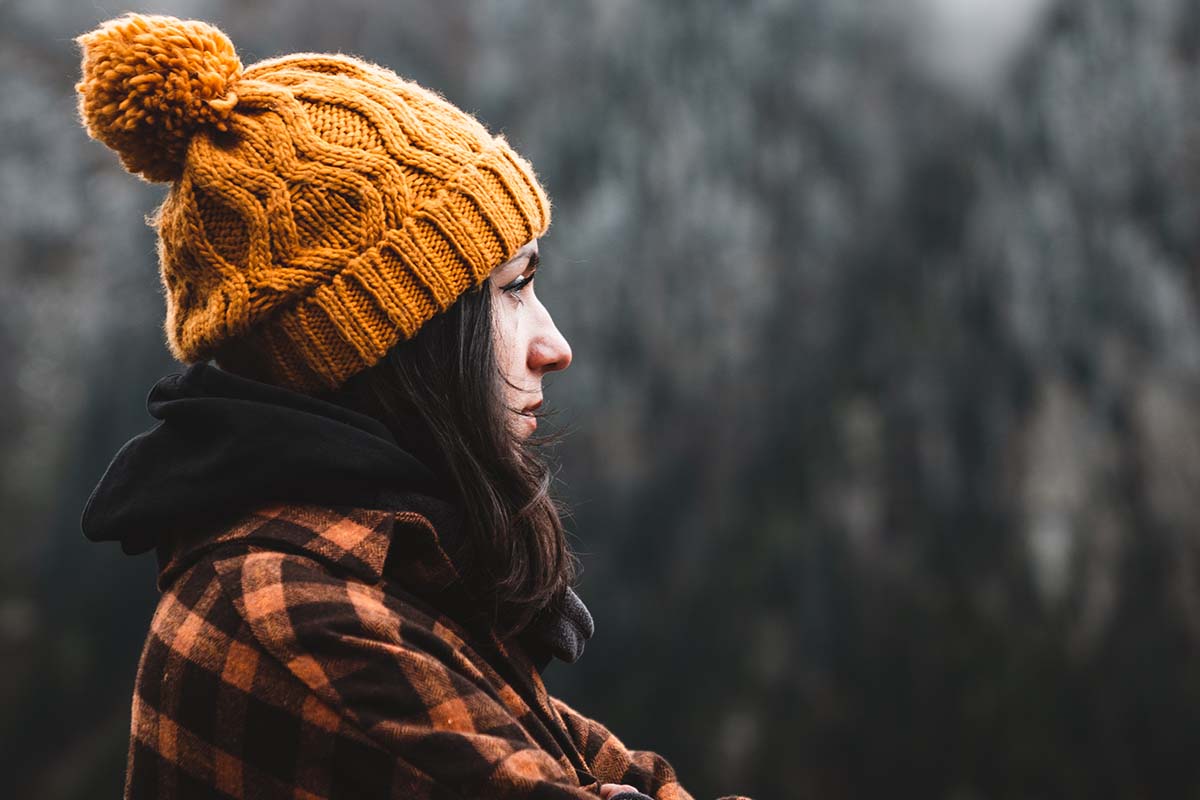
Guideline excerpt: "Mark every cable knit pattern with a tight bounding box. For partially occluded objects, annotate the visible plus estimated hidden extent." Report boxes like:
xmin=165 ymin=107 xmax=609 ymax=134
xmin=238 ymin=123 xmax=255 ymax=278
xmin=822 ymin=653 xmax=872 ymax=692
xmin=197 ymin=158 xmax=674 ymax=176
xmin=76 ymin=14 xmax=551 ymax=393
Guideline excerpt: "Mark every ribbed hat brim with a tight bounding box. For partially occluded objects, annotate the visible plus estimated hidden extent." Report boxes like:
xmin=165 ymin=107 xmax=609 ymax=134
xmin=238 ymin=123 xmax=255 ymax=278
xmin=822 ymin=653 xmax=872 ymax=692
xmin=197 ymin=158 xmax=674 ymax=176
xmin=212 ymin=143 xmax=550 ymax=394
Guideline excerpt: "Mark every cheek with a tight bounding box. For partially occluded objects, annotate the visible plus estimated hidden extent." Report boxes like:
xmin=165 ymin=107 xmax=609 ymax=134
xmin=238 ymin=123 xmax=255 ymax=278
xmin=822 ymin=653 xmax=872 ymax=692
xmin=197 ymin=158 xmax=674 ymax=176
xmin=491 ymin=296 xmax=526 ymax=373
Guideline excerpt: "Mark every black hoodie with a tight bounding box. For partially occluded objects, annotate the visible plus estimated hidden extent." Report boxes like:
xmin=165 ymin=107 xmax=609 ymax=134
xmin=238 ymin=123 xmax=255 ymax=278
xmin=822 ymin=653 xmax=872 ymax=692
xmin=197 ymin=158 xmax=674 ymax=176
xmin=81 ymin=361 xmax=593 ymax=671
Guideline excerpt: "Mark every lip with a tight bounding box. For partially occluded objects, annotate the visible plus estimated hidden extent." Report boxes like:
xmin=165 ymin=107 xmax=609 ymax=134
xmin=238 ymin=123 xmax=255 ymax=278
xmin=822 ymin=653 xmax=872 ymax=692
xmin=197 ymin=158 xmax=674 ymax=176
xmin=518 ymin=399 xmax=542 ymax=433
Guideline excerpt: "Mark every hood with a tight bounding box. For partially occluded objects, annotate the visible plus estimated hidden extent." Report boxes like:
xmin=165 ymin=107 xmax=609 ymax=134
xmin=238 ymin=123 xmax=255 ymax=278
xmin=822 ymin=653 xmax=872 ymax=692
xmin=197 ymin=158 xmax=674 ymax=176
xmin=81 ymin=361 xmax=593 ymax=669
xmin=82 ymin=361 xmax=442 ymax=555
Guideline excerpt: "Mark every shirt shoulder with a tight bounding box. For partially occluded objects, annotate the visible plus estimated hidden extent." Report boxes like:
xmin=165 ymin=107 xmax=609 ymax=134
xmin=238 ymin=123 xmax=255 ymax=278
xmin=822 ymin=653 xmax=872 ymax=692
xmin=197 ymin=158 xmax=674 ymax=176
xmin=131 ymin=542 xmax=507 ymax=797
xmin=208 ymin=544 xmax=484 ymax=683
xmin=131 ymin=548 xmax=413 ymax=796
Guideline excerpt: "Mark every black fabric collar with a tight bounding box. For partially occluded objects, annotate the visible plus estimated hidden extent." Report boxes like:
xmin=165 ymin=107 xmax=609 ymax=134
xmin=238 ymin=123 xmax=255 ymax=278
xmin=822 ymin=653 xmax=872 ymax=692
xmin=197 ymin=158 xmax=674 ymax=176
xmin=82 ymin=361 xmax=441 ymax=554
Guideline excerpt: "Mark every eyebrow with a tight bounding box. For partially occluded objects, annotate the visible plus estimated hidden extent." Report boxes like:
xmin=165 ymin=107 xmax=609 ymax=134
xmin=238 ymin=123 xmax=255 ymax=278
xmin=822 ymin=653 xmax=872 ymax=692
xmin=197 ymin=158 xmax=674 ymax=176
xmin=526 ymin=251 xmax=540 ymax=271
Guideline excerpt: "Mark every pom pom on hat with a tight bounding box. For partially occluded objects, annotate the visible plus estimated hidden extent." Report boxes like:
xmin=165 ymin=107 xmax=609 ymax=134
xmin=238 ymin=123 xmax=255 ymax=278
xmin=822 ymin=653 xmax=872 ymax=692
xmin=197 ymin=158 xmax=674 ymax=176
xmin=75 ymin=13 xmax=243 ymax=182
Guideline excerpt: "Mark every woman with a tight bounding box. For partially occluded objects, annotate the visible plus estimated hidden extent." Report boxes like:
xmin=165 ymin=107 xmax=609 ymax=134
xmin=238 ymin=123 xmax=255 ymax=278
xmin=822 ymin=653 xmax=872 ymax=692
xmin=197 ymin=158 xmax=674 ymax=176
xmin=75 ymin=13 xmax=749 ymax=800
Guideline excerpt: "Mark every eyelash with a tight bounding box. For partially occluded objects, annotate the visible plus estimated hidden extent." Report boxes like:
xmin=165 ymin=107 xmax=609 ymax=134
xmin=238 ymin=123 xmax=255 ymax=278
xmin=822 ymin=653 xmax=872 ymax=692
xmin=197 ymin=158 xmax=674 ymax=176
xmin=502 ymin=273 xmax=535 ymax=294
xmin=502 ymin=253 xmax=540 ymax=296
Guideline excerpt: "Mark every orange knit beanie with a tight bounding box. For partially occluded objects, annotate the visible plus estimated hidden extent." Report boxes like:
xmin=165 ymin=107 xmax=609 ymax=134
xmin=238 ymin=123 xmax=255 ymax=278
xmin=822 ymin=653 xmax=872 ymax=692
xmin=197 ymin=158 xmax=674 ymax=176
xmin=75 ymin=13 xmax=551 ymax=394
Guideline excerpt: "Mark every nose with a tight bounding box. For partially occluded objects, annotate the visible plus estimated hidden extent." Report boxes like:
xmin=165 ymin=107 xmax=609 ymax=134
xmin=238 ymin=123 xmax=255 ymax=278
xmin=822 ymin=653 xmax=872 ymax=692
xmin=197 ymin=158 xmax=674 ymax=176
xmin=529 ymin=309 xmax=572 ymax=375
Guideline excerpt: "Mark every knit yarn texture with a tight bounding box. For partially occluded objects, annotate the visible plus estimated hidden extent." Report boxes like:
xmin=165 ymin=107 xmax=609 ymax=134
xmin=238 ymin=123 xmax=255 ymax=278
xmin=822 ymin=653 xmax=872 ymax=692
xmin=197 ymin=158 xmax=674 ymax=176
xmin=76 ymin=13 xmax=551 ymax=394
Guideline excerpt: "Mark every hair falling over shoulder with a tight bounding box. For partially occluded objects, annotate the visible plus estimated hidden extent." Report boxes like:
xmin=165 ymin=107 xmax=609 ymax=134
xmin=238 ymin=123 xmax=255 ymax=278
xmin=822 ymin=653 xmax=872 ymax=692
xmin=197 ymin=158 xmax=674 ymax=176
xmin=323 ymin=282 xmax=580 ymax=639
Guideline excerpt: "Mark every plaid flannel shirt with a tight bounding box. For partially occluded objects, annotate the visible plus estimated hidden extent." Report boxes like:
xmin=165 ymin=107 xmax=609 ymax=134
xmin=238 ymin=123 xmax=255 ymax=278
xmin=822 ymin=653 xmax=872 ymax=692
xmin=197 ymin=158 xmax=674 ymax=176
xmin=126 ymin=500 xmax=750 ymax=799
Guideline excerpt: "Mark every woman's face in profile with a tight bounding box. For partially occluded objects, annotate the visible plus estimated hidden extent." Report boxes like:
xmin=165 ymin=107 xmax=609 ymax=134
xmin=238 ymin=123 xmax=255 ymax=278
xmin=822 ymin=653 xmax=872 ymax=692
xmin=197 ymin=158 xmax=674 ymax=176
xmin=488 ymin=239 xmax=572 ymax=438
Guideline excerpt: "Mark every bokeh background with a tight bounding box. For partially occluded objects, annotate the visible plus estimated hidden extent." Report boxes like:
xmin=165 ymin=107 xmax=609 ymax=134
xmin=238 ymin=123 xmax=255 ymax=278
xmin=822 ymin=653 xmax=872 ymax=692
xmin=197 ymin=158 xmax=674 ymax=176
xmin=3 ymin=0 xmax=1200 ymax=797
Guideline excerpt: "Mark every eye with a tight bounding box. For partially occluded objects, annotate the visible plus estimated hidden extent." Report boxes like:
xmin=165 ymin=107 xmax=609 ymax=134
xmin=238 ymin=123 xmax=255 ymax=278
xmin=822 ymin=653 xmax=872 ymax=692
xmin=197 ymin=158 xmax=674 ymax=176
xmin=501 ymin=272 xmax=535 ymax=296
xmin=499 ymin=251 xmax=540 ymax=301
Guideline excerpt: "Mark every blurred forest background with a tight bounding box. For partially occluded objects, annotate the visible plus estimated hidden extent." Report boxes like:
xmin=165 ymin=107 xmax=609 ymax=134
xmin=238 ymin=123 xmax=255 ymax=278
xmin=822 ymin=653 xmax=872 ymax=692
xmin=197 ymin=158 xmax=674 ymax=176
xmin=3 ymin=0 xmax=1200 ymax=797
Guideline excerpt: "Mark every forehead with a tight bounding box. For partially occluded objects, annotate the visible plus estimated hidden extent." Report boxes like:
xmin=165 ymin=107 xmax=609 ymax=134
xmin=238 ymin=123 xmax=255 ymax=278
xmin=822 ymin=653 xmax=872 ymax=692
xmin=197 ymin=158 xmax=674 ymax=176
xmin=502 ymin=240 xmax=538 ymax=266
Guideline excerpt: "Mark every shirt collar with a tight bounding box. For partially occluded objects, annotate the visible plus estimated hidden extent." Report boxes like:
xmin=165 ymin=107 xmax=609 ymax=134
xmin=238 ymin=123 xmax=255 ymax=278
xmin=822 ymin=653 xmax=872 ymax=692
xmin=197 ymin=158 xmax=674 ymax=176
xmin=154 ymin=493 xmax=465 ymax=595
xmin=153 ymin=493 xmax=594 ymax=672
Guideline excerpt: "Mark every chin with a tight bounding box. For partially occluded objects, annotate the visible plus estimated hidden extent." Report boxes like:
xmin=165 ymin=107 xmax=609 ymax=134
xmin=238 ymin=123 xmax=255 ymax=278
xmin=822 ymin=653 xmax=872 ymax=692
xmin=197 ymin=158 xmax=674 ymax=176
xmin=510 ymin=413 xmax=537 ymax=440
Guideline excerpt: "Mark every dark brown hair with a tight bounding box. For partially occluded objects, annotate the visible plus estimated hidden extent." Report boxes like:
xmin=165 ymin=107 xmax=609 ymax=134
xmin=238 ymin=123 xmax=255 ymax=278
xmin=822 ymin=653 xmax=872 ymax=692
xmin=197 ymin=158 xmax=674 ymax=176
xmin=321 ymin=280 xmax=579 ymax=639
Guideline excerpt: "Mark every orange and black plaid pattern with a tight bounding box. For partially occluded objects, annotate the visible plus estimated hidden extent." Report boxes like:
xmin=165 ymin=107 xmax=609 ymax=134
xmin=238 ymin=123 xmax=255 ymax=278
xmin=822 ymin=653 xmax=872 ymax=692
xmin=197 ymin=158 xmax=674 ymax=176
xmin=127 ymin=501 xmax=750 ymax=799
